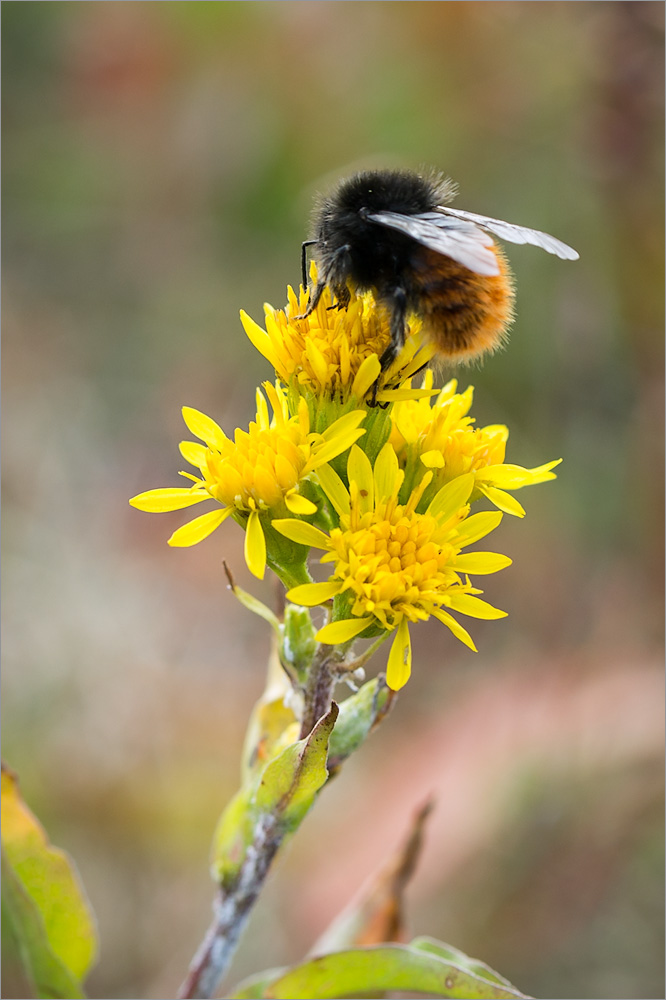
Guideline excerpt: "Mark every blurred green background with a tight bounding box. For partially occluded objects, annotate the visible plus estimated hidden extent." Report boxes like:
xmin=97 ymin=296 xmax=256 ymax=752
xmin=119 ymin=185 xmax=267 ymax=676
xmin=2 ymin=3 xmax=663 ymax=998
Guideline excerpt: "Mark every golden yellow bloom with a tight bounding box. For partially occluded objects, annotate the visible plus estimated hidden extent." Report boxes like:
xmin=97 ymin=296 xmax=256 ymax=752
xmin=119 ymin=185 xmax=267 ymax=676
xmin=240 ymin=278 xmax=436 ymax=407
xmin=129 ymin=382 xmax=366 ymax=580
xmin=390 ymin=373 xmax=562 ymax=517
xmin=273 ymin=444 xmax=511 ymax=691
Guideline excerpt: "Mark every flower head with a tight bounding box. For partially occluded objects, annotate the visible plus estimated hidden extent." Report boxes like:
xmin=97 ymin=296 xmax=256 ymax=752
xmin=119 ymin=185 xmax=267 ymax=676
xmin=129 ymin=382 xmax=365 ymax=580
xmin=273 ymin=444 xmax=511 ymax=691
xmin=390 ymin=372 xmax=562 ymax=517
xmin=240 ymin=276 xmax=435 ymax=410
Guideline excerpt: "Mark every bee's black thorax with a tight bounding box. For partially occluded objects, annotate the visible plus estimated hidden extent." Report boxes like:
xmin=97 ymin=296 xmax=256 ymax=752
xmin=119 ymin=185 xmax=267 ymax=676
xmin=313 ymin=170 xmax=441 ymax=299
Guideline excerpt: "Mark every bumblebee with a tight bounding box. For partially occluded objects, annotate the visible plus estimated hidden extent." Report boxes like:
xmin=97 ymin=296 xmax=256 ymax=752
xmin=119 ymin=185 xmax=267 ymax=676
xmin=300 ymin=169 xmax=578 ymax=372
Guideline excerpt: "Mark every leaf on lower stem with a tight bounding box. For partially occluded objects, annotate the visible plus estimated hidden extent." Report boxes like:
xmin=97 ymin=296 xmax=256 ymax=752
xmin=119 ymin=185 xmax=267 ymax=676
xmin=211 ymin=704 xmax=339 ymax=886
xmin=230 ymin=942 xmax=531 ymax=1000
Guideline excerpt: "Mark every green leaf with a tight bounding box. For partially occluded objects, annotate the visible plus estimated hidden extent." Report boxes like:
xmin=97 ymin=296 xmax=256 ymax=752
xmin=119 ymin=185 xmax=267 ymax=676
xmin=211 ymin=705 xmax=338 ymax=885
xmin=327 ymin=677 xmax=391 ymax=773
xmin=256 ymin=703 xmax=338 ymax=830
xmin=411 ymin=937 xmax=521 ymax=992
xmin=1 ymin=766 xmax=97 ymax=999
xmin=230 ymin=941 xmax=530 ymax=999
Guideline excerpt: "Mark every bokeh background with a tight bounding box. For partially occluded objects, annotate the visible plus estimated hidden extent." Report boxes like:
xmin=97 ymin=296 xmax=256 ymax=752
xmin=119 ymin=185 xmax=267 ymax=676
xmin=2 ymin=3 xmax=664 ymax=998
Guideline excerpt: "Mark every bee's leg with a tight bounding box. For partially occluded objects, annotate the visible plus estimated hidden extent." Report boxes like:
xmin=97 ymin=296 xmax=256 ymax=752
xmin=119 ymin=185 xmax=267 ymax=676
xmin=295 ymin=279 xmax=326 ymax=320
xmin=370 ymin=287 xmax=408 ymax=406
xmin=327 ymin=283 xmax=351 ymax=312
xmin=378 ymin=287 xmax=408 ymax=372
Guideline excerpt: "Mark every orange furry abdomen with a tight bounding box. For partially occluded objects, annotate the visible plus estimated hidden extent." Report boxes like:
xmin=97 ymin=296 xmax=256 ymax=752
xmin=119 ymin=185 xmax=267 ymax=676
xmin=413 ymin=243 xmax=515 ymax=361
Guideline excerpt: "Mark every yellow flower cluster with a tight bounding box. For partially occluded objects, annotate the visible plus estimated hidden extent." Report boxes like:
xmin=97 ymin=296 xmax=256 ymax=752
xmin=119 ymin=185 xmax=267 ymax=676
xmin=130 ymin=279 xmax=560 ymax=689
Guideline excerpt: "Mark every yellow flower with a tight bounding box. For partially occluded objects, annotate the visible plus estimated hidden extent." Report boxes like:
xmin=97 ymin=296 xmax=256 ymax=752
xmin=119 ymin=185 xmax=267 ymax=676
xmin=273 ymin=444 xmax=511 ymax=691
xmin=390 ymin=373 xmax=562 ymax=517
xmin=129 ymin=382 xmax=366 ymax=580
xmin=240 ymin=277 xmax=436 ymax=408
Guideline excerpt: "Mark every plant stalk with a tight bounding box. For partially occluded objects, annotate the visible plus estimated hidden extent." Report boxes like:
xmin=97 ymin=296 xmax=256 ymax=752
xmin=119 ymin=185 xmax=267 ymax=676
xmin=178 ymin=815 xmax=281 ymax=999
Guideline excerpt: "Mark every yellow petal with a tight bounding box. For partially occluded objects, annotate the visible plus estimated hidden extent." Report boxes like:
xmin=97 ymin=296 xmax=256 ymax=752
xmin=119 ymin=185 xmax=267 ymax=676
xmin=320 ymin=409 xmax=367 ymax=442
xmin=420 ymin=450 xmax=445 ymax=469
xmin=309 ymin=414 xmax=367 ymax=469
xmin=453 ymin=511 xmax=503 ymax=546
xmin=181 ymin=407 xmax=227 ymax=449
xmin=475 ymin=460 xmax=561 ymax=489
xmin=351 ymin=354 xmax=381 ymax=399
xmin=168 ymin=506 xmax=231 ymax=546
xmin=316 ymin=617 xmax=374 ymax=644
xmin=285 ymin=493 xmax=318 ymax=515
xmin=272 ymin=519 xmax=330 ymax=549
xmin=286 ymin=581 xmax=342 ymax=606
xmin=373 ymin=443 xmax=402 ymax=504
xmin=476 ymin=484 xmax=526 ymax=517
xmin=376 ymin=387 xmax=439 ymax=402
xmin=445 ymin=593 xmax=507 ymax=619
xmin=426 ymin=473 xmax=474 ymax=520
xmin=240 ymin=309 xmax=282 ymax=372
xmin=386 ymin=617 xmax=412 ymax=691
xmin=316 ymin=464 xmax=350 ymax=518
xmin=179 ymin=441 xmax=208 ymax=468
xmin=450 ymin=552 xmax=512 ymax=574
xmin=130 ymin=487 xmax=210 ymax=512
xmin=245 ymin=510 xmax=266 ymax=579
xmin=430 ymin=607 xmax=477 ymax=651
xmin=347 ymin=445 xmax=374 ymax=514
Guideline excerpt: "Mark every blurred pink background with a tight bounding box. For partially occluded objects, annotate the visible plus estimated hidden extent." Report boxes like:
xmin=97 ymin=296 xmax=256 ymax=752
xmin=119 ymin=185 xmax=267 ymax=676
xmin=2 ymin=4 xmax=663 ymax=998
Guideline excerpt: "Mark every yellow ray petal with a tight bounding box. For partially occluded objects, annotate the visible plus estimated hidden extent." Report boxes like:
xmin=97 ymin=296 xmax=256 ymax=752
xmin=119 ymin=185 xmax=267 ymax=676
xmin=452 ymin=511 xmax=503 ymax=546
xmin=430 ymin=607 xmax=477 ymax=651
xmin=386 ymin=617 xmax=412 ymax=691
xmin=181 ymin=407 xmax=227 ymax=449
xmin=272 ymin=518 xmax=330 ymax=549
xmin=450 ymin=552 xmax=512 ymax=574
xmin=168 ymin=506 xmax=231 ymax=546
xmin=445 ymin=592 xmax=507 ymax=619
xmin=245 ymin=509 xmax=266 ymax=579
xmin=285 ymin=493 xmax=318 ymax=515
xmin=476 ymin=484 xmax=526 ymax=517
xmin=286 ymin=581 xmax=342 ymax=606
xmin=316 ymin=464 xmax=350 ymax=518
xmin=316 ymin=617 xmax=374 ymax=644
xmin=130 ymin=487 xmax=209 ymax=512
xmin=426 ymin=473 xmax=474 ymax=520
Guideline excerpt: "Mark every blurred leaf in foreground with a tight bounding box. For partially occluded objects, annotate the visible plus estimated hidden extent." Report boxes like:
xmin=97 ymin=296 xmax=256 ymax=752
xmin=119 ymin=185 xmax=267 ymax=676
xmin=1 ymin=763 xmax=98 ymax=1000
xmin=230 ymin=940 xmax=530 ymax=999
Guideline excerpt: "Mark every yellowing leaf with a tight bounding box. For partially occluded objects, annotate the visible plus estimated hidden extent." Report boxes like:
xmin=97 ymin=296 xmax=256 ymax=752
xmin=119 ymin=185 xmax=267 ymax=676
xmin=1 ymin=766 xmax=97 ymax=999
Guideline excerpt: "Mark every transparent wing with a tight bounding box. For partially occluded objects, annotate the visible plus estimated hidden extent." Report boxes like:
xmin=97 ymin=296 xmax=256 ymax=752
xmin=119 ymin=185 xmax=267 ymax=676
xmin=366 ymin=210 xmax=502 ymax=276
xmin=437 ymin=206 xmax=579 ymax=261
